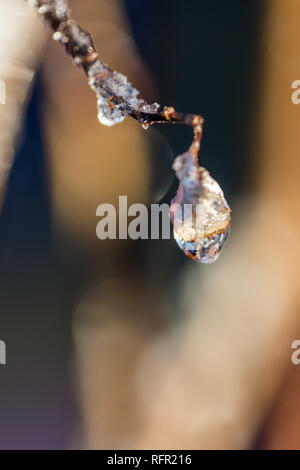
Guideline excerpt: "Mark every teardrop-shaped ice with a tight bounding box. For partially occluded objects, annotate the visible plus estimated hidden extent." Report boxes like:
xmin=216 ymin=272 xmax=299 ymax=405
xmin=170 ymin=148 xmax=231 ymax=263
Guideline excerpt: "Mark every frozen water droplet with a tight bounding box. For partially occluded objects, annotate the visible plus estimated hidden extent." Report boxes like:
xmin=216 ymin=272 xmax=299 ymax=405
xmin=88 ymin=62 xmax=143 ymax=127
xmin=96 ymin=95 xmax=125 ymax=127
xmin=170 ymin=148 xmax=231 ymax=263
xmin=173 ymin=228 xmax=230 ymax=264
xmin=87 ymin=61 xmax=161 ymax=128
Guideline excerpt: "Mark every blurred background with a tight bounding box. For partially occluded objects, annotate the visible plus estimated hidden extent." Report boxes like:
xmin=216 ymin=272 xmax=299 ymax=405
xmin=0 ymin=0 xmax=300 ymax=449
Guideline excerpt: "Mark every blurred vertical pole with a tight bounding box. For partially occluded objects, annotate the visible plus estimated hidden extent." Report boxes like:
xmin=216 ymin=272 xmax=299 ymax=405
xmin=0 ymin=0 xmax=46 ymax=209
xmin=255 ymin=0 xmax=300 ymax=449
xmin=0 ymin=1 xmax=80 ymax=449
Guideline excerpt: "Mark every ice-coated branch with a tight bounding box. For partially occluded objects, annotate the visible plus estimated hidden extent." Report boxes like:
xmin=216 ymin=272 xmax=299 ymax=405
xmin=29 ymin=0 xmax=232 ymax=264
xmin=29 ymin=0 xmax=204 ymax=149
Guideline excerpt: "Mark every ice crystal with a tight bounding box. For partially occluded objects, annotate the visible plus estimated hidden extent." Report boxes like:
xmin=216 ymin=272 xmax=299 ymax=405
xmin=170 ymin=148 xmax=231 ymax=263
xmin=88 ymin=61 xmax=159 ymax=127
